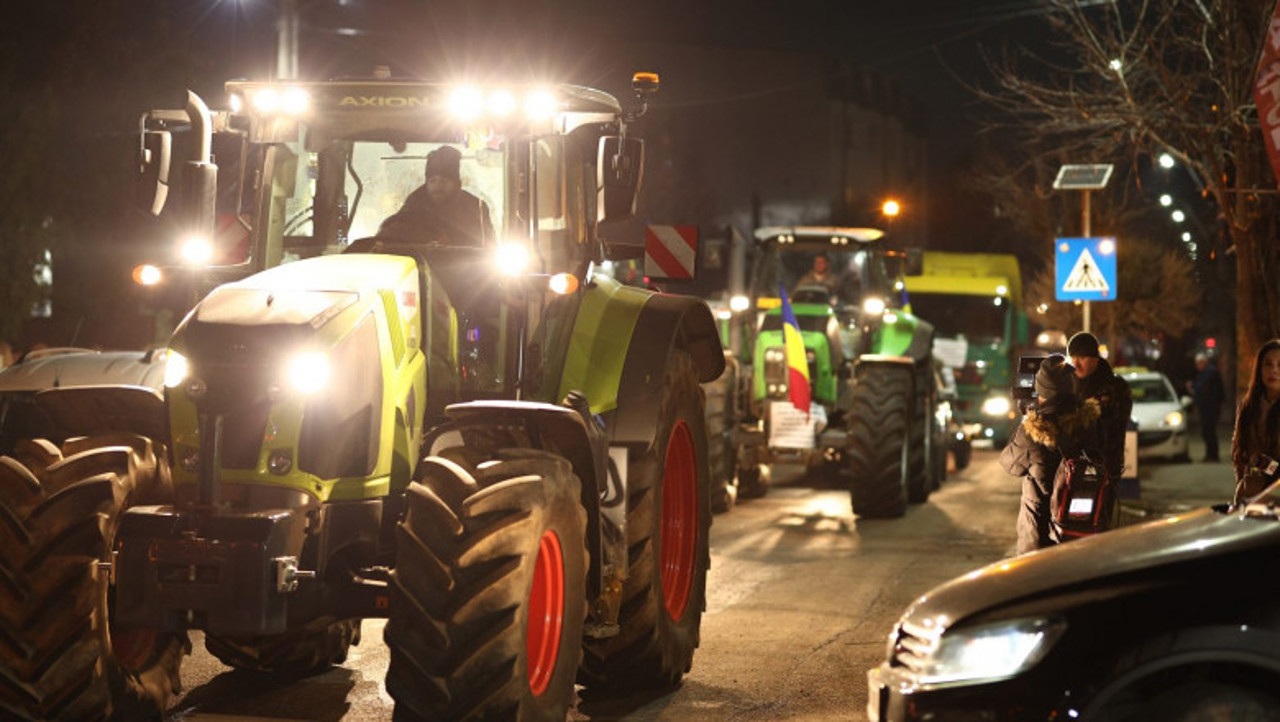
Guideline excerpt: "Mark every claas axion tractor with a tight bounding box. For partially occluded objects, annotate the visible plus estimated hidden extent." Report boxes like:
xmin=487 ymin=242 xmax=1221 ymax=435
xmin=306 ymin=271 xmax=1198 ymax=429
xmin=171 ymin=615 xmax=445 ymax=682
xmin=0 ymin=72 xmax=725 ymax=720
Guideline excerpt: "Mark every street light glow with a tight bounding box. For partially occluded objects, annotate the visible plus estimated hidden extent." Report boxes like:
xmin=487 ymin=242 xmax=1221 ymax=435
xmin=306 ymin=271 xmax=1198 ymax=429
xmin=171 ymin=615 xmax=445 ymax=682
xmin=1159 ymin=194 xmax=1173 ymax=207
xmin=1109 ymin=58 xmax=1123 ymax=72
xmin=882 ymin=199 xmax=901 ymax=217
xmin=1158 ymin=153 xmax=1175 ymax=169
xmin=1182 ymin=232 xmax=1192 ymax=242
xmin=1172 ymin=210 xmax=1186 ymax=223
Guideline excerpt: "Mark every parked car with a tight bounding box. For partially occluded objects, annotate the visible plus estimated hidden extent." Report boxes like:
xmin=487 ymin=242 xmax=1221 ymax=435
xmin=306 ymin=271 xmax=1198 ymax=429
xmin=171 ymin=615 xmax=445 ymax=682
xmin=1118 ymin=367 xmax=1191 ymax=462
xmin=866 ymin=490 xmax=1280 ymax=721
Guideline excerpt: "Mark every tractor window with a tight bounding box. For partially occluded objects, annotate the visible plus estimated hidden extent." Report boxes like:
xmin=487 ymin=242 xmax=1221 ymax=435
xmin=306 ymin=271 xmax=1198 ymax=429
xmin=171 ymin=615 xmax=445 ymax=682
xmin=534 ymin=136 xmax=589 ymax=273
xmin=257 ymin=130 xmax=510 ymax=261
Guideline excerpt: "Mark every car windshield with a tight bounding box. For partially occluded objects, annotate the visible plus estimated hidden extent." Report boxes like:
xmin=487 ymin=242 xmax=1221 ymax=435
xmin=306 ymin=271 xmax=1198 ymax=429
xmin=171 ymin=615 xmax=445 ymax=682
xmin=1128 ymin=377 xmax=1175 ymax=403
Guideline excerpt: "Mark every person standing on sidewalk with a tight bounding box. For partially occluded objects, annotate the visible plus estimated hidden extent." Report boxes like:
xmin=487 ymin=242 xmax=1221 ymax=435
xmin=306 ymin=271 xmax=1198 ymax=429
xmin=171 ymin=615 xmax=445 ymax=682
xmin=1231 ymin=339 xmax=1280 ymax=497
xmin=1000 ymin=355 xmax=1102 ymax=554
xmin=1068 ymin=332 xmax=1133 ymax=482
xmin=1189 ymin=353 xmax=1226 ymax=462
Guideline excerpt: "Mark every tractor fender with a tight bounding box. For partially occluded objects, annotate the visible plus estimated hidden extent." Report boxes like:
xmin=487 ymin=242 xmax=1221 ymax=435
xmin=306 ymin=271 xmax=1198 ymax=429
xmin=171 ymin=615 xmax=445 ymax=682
xmin=557 ymin=278 xmax=723 ymax=423
xmin=869 ymin=313 xmax=934 ymax=364
xmin=608 ymin=292 xmax=724 ymax=448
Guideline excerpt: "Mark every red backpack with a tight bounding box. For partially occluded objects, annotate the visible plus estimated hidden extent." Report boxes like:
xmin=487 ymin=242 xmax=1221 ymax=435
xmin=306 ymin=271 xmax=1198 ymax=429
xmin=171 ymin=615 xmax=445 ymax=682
xmin=1050 ymin=450 xmax=1117 ymax=541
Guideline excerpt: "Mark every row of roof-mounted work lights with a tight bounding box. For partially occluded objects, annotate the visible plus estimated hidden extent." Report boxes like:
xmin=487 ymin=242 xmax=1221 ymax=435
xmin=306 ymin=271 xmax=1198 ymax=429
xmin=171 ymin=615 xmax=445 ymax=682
xmin=230 ymin=87 xmax=311 ymax=115
xmin=447 ymin=86 xmax=560 ymax=122
xmin=228 ymin=84 xmax=562 ymax=122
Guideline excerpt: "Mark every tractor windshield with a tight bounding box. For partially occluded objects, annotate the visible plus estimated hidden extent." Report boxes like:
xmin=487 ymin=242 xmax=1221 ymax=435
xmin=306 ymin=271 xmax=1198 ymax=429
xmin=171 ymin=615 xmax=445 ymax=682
xmin=752 ymin=244 xmax=897 ymax=308
xmin=250 ymin=128 xmax=510 ymax=260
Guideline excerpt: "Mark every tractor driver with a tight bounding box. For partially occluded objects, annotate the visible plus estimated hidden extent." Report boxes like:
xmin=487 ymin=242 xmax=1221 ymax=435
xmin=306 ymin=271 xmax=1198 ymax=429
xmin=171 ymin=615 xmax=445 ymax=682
xmin=794 ymin=252 xmax=839 ymax=292
xmin=378 ymin=146 xmax=495 ymax=247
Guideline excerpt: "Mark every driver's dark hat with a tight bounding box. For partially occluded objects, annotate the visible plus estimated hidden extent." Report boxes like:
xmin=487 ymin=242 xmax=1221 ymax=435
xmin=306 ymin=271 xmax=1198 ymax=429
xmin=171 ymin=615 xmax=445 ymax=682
xmin=1067 ymin=332 xmax=1101 ymax=359
xmin=426 ymin=146 xmax=462 ymax=182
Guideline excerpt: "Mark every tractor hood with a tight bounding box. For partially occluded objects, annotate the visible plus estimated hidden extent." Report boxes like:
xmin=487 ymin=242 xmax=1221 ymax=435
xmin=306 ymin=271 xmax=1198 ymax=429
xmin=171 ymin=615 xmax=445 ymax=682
xmin=898 ymin=503 xmax=1280 ymax=634
xmin=0 ymin=348 xmax=167 ymax=392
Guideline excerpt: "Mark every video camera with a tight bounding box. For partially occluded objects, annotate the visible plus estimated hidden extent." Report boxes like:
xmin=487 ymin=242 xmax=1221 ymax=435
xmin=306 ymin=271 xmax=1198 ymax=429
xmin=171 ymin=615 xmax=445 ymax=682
xmin=1013 ymin=355 xmax=1048 ymax=415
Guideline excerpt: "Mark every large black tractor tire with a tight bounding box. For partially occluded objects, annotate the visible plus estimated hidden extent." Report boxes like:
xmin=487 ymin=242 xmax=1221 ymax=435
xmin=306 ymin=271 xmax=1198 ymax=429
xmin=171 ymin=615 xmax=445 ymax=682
xmin=907 ymin=361 xmax=933 ymax=504
xmin=205 ymin=619 xmax=361 ymax=674
xmin=703 ymin=354 xmax=738 ymax=514
xmin=385 ymin=448 xmax=587 ymax=721
xmin=0 ymin=435 xmax=185 ymax=721
xmin=848 ymin=364 xmax=913 ymax=519
xmin=579 ymin=350 xmax=712 ymax=694
xmin=952 ymin=439 xmax=972 ymax=471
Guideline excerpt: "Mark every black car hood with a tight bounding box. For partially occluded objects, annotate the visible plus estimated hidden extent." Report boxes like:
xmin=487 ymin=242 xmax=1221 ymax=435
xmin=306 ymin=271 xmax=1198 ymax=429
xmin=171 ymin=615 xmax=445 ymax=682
xmin=901 ymin=507 xmax=1280 ymax=633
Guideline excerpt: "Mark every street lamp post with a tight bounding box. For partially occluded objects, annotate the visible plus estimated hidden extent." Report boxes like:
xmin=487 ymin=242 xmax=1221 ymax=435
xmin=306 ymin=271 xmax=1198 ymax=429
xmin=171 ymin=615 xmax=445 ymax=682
xmin=1053 ymin=164 xmax=1114 ymax=334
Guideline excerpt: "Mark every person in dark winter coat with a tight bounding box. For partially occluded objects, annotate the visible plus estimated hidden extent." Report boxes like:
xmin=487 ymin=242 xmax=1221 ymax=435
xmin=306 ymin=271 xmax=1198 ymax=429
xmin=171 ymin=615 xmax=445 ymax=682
xmin=1190 ymin=353 xmax=1226 ymax=461
xmin=1068 ymin=332 xmax=1132 ymax=480
xmin=1000 ymin=354 xmax=1102 ymax=555
xmin=378 ymin=146 xmax=495 ymax=247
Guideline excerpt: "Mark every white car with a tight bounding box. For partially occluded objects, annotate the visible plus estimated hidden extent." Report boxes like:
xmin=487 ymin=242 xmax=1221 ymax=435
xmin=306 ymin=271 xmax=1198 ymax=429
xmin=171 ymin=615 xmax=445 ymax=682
xmin=1118 ymin=367 xmax=1191 ymax=461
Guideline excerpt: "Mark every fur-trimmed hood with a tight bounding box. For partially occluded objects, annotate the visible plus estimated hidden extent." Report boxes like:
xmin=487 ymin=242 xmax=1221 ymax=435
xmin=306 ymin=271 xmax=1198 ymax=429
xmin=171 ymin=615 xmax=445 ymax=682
xmin=1022 ymin=399 xmax=1101 ymax=447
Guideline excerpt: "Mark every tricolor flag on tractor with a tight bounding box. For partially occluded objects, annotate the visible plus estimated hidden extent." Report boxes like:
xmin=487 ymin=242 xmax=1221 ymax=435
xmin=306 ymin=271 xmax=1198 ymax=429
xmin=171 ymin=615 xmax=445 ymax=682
xmin=778 ymin=284 xmax=811 ymax=416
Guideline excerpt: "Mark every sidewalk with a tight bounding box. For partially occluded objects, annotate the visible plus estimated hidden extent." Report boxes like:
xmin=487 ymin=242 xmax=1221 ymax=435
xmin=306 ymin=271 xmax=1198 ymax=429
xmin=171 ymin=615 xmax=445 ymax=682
xmin=1119 ymin=429 xmax=1234 ymax=524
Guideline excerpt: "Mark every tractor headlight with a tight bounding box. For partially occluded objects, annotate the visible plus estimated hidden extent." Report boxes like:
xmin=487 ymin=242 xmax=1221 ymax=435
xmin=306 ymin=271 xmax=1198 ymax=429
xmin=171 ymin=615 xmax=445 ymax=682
xmin=288 ymin=352 xmax=331 ymax=394
xmin=163 ymin=350 xmax=189 ymax=389
xmin=981 ymin=396 xmax=1012 ymax=417
xmin=730 ymin=295 xmax=751 ymax=312
xmin=1164 ymin=410 xmax=1184 ymax=428
xmin=179 ymin=235 xmax=214 ymax=266
xmin=764 ymin=348 xmax=785 ymax=364
xmin=911 ymin=617 xmax=1066 ymax=688
xmin=495 ymin=243 xmax=531 ymax=276
xmin=863 ymin=297 xmax=886 ymax=315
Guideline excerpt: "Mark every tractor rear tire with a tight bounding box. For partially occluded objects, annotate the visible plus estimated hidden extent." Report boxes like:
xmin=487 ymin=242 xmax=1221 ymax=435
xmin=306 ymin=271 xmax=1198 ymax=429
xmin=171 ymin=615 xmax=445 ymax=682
xmin=848 ymin=364 xmax=911 ymax=519
xmin=704 ymin=354 xmax=737 ymax=514
xmin=0 ymin=436 xmax=185 ymax=721
xmin=907 ymin=361 xmax=932 ymax=504
xmin=579 ymin=350 xmax=711 ymax=694
xmin=205 ymin=620 xmax=361 ymax=674
xmin=385 ymin=448 xmax=587 ymax=721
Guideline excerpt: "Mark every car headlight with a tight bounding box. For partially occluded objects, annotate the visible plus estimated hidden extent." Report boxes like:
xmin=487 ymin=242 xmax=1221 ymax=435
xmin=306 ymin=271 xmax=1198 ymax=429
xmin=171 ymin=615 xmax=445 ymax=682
xmin=288 ymin=352 xmax=331 ymax=394
xmin=981 ymin=396 xmax=1012 ymax=417
xmin=163 ymin=350 xmax=189 ymax=389
xmin=1164 ymin=410 xmax=1184 ymax=428
xmin=915 ymin=617 xmax=1066 ymax=688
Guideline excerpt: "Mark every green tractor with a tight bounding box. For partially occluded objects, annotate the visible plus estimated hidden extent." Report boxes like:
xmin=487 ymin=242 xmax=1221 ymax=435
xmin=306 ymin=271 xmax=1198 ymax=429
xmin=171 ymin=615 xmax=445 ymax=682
xmin=740 ymin=226 xmax=940 ymax=518
xmin=0 ymin=73 xmax=724 ymax=720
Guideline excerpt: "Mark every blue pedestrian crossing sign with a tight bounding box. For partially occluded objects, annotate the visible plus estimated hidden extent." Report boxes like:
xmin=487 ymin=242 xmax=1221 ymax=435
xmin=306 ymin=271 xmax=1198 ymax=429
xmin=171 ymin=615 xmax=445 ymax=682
xmin=1055 ymin=237 xmax=1117 ymax=301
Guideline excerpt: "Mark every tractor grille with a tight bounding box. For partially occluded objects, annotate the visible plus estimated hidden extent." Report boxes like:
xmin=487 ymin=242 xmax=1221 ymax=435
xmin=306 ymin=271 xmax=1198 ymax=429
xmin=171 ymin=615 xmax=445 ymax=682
xmin=888 ymin=620 xmax=939 ymax=673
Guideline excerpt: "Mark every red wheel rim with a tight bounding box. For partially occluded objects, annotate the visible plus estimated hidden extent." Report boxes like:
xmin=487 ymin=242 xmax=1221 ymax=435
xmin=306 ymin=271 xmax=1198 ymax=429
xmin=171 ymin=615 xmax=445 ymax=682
xmin=660 ymin=419 xmax=698 ymax=620
xmin=527 ymin=529 xmax=564 ymax=696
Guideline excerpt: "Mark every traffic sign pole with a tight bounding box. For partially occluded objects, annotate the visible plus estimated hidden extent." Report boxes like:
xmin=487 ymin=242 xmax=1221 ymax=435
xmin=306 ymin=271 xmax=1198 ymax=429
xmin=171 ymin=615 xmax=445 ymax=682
xmin=1082 ymin=190 xmax=1091 ymax=333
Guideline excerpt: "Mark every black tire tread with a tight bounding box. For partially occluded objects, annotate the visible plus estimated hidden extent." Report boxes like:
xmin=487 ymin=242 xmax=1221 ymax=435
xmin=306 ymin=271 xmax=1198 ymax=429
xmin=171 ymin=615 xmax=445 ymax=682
xmin=848 ymin=365 xmax=911 ymax=518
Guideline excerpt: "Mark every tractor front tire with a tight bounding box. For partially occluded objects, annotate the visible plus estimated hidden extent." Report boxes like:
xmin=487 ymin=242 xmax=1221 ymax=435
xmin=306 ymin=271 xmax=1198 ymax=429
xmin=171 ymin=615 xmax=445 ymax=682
xmin=205 ymin=619 xmax=361 ymax=674
xmin=0 ymin=436 xmax=185 ymax=721
xmin=579 ymin=350 xmax=711 ymax=694
xmin=848 ymin=364 xmax=912 ymax=519
xmin=385 ymin=448 xmax=587 ymax=721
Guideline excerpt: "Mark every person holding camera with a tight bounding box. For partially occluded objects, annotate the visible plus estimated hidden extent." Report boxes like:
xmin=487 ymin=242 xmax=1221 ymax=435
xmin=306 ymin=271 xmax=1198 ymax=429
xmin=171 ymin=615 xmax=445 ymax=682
xmin=1000 ymin=354 xmax=1102 ymax=554
xmin=1231 ymin=339 xmax=1280 ymax=501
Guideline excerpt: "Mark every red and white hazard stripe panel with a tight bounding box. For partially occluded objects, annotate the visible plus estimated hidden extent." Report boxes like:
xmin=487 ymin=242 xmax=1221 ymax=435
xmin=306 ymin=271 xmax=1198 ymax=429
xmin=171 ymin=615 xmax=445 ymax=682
xmin=644 ymin=225 xmax=698 ymax=280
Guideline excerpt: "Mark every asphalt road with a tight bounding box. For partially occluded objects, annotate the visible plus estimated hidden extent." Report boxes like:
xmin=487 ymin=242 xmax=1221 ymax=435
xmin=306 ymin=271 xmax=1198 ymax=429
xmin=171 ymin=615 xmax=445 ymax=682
xmin=166 ymin=449 xmax=1017 ymax=721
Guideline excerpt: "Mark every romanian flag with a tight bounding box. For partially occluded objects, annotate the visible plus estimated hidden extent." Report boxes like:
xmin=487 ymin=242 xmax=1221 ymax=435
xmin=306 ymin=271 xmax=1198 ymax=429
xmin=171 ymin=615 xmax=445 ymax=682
xmin=778 ymin=284 xmax=811 ymax=416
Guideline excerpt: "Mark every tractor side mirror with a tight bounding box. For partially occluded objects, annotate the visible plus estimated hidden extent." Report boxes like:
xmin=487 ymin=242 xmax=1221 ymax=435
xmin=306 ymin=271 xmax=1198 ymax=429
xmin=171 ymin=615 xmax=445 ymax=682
xmin=597 ymin=136 xmax=644 ymax=223
xmin=137 ymin=128 xmax=172 ymax=216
